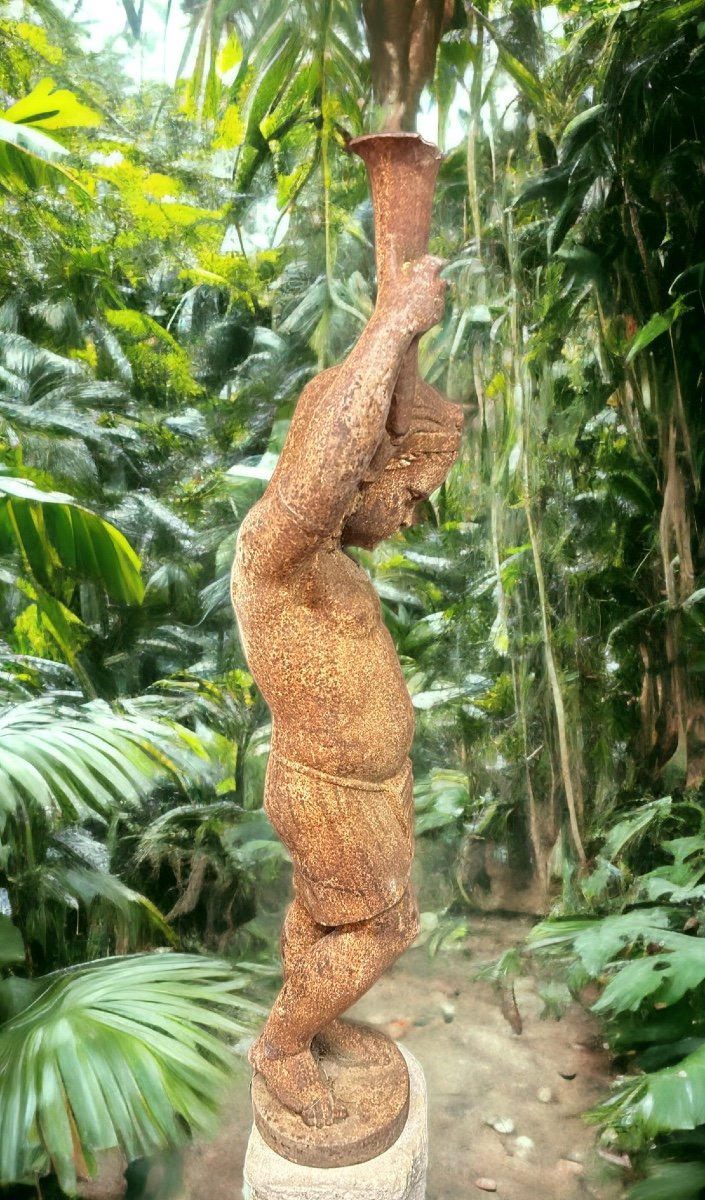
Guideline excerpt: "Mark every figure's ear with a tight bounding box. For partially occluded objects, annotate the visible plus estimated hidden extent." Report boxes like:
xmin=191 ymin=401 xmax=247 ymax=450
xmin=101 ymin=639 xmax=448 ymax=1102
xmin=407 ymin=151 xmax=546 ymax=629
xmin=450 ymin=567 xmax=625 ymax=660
xmin=410 ymin=380 xmax=464 ymax=436
xmin=363 ymin=432 xmax=397 ymax=483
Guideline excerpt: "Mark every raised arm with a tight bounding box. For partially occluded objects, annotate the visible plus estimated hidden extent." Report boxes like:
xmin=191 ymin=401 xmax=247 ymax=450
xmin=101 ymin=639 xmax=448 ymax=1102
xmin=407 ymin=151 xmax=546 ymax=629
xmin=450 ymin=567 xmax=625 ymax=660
xmin=242 ymin=255 xmax=446 ymax=576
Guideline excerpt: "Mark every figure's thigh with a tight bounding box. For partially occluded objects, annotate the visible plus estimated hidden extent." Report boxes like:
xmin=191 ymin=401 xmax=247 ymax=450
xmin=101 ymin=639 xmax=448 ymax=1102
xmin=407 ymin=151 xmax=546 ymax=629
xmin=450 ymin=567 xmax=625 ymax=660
xmin=265 ymin=757 xmax=413 ymax=926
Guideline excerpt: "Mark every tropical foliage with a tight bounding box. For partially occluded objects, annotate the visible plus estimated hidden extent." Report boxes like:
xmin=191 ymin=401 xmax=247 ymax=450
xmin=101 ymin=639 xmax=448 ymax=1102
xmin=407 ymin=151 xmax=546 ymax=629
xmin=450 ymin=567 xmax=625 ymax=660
xmin=529 ymin=793 xmax=705 ymax=1197
xmin=1 ymin=0 xmax=704 ymax=1193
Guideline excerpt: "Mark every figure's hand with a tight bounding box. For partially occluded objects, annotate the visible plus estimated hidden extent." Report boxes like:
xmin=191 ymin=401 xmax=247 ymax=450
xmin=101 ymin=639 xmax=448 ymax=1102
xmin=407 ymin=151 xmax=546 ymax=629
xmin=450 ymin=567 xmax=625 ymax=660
xmin=382 ymin=254 xmax=447 ymax=336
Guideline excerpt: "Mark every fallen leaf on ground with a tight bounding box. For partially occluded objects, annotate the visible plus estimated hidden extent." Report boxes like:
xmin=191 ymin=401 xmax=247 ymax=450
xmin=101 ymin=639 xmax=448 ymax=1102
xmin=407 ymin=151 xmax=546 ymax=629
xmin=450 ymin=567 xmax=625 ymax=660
xmin=382 ymin=1018 xmax=412 ymax=1040
xmin=597 ymin=1149 xmax=632 ymax=1169
xmin=500 ymin=983 xmax=523 ymax=1034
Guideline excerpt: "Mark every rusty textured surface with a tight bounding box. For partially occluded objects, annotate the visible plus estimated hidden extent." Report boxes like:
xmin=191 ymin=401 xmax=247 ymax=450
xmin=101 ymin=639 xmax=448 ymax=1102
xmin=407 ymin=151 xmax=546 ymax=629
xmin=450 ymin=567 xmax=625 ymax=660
xmin=244 ymin=1046 xmax=428 ymax=1199
xmin=252 ymin=1021 xmax=410 ymax=1167
xmin=230 ymin=132 xmax=462 ymax=1164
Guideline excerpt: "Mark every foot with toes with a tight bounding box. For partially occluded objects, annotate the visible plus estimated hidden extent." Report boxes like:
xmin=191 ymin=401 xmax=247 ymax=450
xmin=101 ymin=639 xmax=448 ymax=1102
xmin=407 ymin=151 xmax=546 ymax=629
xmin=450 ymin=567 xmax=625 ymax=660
xmin=249 ymin=1034 xmax=348 ymax=1128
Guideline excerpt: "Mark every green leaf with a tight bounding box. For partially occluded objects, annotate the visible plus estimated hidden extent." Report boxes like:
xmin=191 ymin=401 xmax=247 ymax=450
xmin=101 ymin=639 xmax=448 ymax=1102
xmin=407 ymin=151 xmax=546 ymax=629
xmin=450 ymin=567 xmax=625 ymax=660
xmin=630 ymin=1162 xmax=705 ymax=1200
xmin=0 ymin=953 xmax=262 ymax=1192
xmin=559 ymin=105 xmax=605 ymax=161
xmin=626 ymin=298 xmax=692 ymax=362
xmin=603 ymin=798 xmax=673 ymax=859
xmin=217 ymin=31 xmax=243 ymax=75
xmin=594 ymin=938 xmax=705 ymax=1015
xmin=604 ymin=1043 xmax=705 ymax=1135
xmin=232 ymin=21 xmax=301 ymax=198
xmin=0 ymin=116 xmax=86 ymax=196
xmin=593 ymin=955 xmax=672 ymax=1014
xmin=472 ymin=8 xmax=548 ymax=112
xmin=528 ymin=909 xmax=673 ymax=976
xmin=0 ymin=78 xmax=98 ymax=195
xmin=495 ymin=42 xmax=547 ymax=112
xmin=0 ymin=475 xmax=144 ymax=604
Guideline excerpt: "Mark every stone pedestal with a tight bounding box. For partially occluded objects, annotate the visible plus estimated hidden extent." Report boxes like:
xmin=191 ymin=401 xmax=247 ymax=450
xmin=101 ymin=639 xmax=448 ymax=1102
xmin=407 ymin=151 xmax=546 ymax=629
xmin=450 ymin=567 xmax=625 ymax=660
xmin=242 ymin=1046 xmax=427 ymax=1200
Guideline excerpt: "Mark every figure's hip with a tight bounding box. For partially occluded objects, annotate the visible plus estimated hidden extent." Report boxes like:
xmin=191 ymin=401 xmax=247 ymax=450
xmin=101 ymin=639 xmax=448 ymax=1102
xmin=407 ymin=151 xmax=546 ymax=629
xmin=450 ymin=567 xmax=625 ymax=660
xmin=264 ymin=751 xmax=414 ymax=926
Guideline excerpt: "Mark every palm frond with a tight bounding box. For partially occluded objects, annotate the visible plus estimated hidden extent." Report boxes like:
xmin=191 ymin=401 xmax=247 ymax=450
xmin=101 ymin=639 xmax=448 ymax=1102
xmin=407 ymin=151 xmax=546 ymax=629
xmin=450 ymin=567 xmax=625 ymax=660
xmin=0 ymin=471 xmax=144 ymax=603
xmin=0 ymin=953 xmax=262 ymax=1191
xmin=0 ymin=699 xmax=208 ymax=831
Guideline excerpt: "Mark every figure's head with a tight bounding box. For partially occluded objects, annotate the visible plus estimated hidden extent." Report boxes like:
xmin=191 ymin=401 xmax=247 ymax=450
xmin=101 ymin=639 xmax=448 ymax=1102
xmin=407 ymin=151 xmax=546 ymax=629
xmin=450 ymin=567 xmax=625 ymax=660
xmin=342 ymin=386 xmax=463 ymax=549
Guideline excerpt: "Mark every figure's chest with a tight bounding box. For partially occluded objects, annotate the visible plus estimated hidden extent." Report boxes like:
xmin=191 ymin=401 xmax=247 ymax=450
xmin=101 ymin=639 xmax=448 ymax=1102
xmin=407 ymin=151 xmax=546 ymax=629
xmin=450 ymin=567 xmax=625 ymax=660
xmin=300 ymin=551 xmax=381 ymax=636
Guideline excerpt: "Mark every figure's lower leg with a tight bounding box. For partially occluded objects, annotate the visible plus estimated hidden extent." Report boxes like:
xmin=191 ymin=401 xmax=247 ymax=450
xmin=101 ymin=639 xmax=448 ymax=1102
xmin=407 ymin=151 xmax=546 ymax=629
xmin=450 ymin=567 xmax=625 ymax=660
xmin=280 ymin=897 xmax=328 ymax=980
xmin=267 ymin=888 xmax=419 ymax=1052
xmin=251 ymin=888 xmax=419 ymax=1124
xmin=278 ymin=899 xmax=391 ymax=1062
xmin=251 ymin=899 xmax=343 ymax=1125
xmin=318 ymin=888 xmax=419 ymax=1062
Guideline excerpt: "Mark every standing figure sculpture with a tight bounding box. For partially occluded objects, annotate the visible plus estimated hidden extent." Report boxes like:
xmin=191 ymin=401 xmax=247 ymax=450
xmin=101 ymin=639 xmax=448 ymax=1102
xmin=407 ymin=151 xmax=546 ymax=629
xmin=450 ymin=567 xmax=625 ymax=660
xmin=231 ymin=133 xmax=462 ymax=1166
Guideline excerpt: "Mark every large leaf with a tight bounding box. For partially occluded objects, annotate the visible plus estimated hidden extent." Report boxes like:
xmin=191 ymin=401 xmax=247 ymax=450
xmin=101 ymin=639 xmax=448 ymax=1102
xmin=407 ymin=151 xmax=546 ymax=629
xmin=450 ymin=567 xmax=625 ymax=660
xmin=42 ymin=862 xmax=176 ymax=949
xmin=630 ymin=1161 xmax=705 ymax=1200
xmin=0 ymin=700 xmax=207 ymax=831
xmin=0 ymin=117 xmax=85 ymax=195
xmin=597 ymin=1043 xmax=705 ymax=1136
xmin=626 ymin=297 xmax=691 ymax=362
xmin=602 ymin=797 xmax=674 ymax=860
xmin=3 ymin=78 xmax=101 ymax=131
xmin=0 ymin=953 xmax=262 ymax=1191
xmin=0 ymin=78 xmax=98 ymax=195
xmin=594 ymin=935 xmax=705 ymax=1014
xmin=528 ymin=909 xmax=673 ymax=975
xmin=0 ymin=474 xmax=144 ymax=604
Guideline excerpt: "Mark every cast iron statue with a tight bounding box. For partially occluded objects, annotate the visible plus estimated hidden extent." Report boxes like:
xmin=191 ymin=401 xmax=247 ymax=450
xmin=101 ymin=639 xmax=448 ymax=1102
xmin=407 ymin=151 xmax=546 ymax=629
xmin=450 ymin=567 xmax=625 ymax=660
xmin=231 ymin=133 xmax=463 ymax=1165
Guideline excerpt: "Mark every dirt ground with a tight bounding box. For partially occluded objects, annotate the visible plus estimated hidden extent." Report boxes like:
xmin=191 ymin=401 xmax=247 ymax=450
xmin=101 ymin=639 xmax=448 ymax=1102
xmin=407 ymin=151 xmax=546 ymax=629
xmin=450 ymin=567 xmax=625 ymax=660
xmin=78 ymin=913 xmax=626 ymax=1200
xmin=180 ymin=914 xmax=626 ymax=1200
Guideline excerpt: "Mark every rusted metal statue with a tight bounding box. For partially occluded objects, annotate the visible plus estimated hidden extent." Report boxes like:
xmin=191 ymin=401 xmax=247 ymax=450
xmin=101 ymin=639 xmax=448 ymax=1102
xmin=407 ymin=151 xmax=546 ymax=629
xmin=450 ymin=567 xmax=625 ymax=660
xmin=231 ymin=132 xmax=462 ymax=1167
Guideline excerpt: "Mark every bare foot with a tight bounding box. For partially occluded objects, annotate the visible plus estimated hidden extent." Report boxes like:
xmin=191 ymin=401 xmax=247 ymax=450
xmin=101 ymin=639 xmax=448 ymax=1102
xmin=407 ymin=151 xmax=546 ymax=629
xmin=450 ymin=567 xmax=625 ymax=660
xmin=314 ymin=1018 xmax=393 ymax=1066
xmin=249 ymin=1035 xmax=348 ymax=1128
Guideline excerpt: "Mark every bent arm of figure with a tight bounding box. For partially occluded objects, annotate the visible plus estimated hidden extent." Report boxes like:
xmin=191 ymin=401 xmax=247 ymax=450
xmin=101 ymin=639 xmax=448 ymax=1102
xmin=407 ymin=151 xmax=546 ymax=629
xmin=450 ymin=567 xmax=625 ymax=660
xmin=237 ymin=256 xmax=446 ymax=578
xmin=240 ymin=314 xmax=413 ymax=579
xmin=275 ymin=309 xmax=415 ymax=536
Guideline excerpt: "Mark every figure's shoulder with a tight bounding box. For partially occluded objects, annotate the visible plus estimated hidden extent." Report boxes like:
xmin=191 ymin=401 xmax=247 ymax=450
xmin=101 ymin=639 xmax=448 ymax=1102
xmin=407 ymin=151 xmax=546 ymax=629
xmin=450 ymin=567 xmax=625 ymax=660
xmin=235 ymin=495 xmax=262 ymax=548
xmin=234 ymin=495 xmax=275 ymax=573
xmin=234 ymin=490 xmax=325 ymax=588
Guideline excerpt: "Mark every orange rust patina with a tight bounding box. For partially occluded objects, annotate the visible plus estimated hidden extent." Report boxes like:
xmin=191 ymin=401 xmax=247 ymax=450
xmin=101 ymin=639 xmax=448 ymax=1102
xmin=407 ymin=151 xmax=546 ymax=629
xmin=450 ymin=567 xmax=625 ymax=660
xmin=231 ymin=133 xmax=463 ymax=1167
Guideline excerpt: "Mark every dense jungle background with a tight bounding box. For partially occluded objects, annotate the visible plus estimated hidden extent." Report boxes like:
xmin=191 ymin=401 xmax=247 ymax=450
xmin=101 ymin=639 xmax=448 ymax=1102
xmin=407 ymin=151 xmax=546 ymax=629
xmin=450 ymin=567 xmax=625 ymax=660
xmin=1 ymin=0 xmax=705 ymax=1196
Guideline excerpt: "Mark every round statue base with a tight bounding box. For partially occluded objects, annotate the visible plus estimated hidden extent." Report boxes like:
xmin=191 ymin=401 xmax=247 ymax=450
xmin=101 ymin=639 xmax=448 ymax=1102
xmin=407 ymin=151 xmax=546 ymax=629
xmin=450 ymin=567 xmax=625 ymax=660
xmin=251 ymin=1023 xmax=410 ymax=1167
xmin=243 ymin=1044 xmax=427 ymax=1200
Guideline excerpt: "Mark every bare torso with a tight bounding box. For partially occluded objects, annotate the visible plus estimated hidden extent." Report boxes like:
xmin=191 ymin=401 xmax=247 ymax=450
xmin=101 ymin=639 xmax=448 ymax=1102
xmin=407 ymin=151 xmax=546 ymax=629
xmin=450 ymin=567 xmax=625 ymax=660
xmin=232 ymin=512 xmax=414 ymax=782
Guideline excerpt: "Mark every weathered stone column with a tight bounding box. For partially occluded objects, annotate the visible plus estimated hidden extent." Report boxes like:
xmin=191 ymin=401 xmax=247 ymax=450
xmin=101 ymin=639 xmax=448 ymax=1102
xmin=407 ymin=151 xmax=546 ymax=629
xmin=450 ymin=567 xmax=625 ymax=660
xmin=242 ymin=1047 xmax=427 ymax=1200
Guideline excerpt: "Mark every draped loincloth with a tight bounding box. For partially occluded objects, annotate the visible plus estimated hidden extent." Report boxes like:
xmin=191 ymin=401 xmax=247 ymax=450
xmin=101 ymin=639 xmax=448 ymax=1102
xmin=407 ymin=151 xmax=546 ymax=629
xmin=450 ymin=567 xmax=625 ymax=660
xmin=263 ymin=752 xmax=414 ymax=926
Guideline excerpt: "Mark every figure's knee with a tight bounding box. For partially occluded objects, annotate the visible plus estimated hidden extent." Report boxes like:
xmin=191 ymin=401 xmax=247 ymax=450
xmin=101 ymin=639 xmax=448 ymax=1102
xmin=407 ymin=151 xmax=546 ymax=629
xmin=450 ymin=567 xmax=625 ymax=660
xmin=398 ymin=887 xmax=420 ymax=947
xmin=282 ymin=898 xmax=325 ymax=960
xmin=371 ymin=886 xmax=419 ymax=950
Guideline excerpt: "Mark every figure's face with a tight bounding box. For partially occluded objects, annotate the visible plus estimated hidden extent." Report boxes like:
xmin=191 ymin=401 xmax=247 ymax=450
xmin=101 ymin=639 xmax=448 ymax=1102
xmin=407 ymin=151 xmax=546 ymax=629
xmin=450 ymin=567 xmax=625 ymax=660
xmin=341 ymin=447 xmax=460 ymax=548
xmin=341 ymin=381 xmax=463 ymax=549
